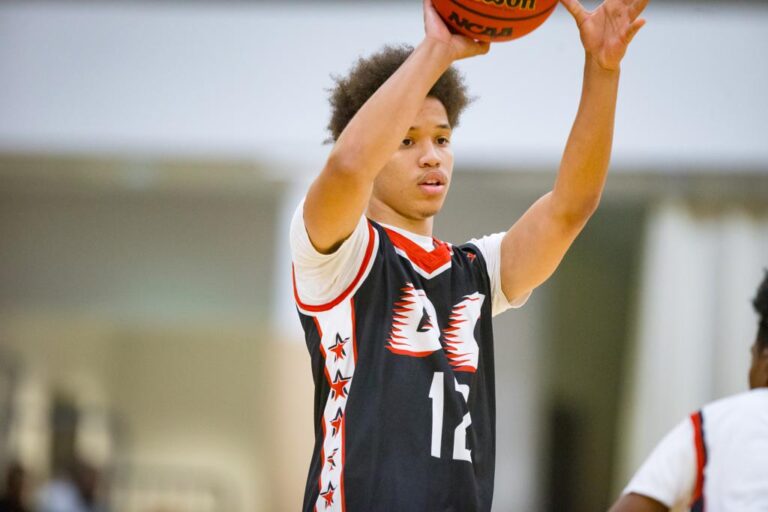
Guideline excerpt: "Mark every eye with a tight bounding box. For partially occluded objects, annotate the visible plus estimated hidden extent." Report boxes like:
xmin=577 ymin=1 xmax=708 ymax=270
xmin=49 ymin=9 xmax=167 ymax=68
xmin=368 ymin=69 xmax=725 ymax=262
xmin=401 ymin=138 xmax=414 ymax=147
xmin=436 ymin=136 xmax=450 ymax=146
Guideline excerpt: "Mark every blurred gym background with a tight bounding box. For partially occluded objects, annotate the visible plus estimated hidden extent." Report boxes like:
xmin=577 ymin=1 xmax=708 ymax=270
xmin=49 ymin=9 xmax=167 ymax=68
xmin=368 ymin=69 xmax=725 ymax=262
xmin=0 ymin=1 xmax=766 ymax=510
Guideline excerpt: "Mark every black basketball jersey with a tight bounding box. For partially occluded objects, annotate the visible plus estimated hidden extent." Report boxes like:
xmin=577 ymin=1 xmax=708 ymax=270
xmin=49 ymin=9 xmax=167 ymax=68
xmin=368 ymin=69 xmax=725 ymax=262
xmin=293 ymin=220 xmax=498 ymax=512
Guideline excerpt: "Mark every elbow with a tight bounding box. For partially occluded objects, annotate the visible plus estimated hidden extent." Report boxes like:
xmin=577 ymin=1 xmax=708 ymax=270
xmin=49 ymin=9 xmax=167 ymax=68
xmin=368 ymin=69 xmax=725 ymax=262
xmin=578 ymin=193 xmax=602 ymax=219
xmin=554 ymin=192 xmax=602 ymax=227
xmin=324 ymin=147 xmax=368 ymax=181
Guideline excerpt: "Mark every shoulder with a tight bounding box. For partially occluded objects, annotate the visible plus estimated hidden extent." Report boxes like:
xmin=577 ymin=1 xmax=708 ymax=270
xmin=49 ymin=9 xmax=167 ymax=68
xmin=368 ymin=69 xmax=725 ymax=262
xmin=463 ymin=233 xmax=504 ymax=263
xmin=462 ymin=231 xmax=530 ymax=313
xmin=702 ymin=389 xmax=768 ymax=418
xmin=622 ymin=417 xmax=696 ymax=508
xmin=290 ymin=200 xmax=381 ymax=313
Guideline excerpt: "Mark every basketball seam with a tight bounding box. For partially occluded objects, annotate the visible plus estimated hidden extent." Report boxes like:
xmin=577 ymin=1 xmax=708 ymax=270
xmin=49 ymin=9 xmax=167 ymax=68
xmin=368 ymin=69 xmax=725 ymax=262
xmin=447 ymin=0 xmax=558 ymax=22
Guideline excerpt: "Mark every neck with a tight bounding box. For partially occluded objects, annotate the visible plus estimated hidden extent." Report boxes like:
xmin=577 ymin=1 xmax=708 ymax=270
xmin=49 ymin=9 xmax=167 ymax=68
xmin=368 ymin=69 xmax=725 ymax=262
xmin=366 ymin=199 xmax=433 ymax=237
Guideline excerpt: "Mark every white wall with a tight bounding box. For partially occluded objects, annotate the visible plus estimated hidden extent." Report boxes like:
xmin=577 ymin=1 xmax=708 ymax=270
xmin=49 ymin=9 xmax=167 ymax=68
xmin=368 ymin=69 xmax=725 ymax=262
xmin=1 ymin=2 xmax=767 ymax=173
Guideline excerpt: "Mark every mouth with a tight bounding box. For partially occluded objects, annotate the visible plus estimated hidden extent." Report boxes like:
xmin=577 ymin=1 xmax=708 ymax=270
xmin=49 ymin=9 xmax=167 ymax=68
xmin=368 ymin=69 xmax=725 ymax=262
xmin=417 ymin=171 xmax=448 ymax=196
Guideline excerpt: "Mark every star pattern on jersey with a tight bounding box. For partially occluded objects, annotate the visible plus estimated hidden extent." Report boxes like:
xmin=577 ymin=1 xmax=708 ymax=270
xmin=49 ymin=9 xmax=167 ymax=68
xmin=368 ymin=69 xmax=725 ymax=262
xmin=330 ymin=408 xmax=343 ymax=437
xmin=326 ymin=448 xmax=338 ymax=470
xmin=320 ymin=482 xmax=336 ymax=508
xmin=329 ymin=370 xmax=351 ymax=400
xmin=328 ymin=333 xmax=348 ymax=362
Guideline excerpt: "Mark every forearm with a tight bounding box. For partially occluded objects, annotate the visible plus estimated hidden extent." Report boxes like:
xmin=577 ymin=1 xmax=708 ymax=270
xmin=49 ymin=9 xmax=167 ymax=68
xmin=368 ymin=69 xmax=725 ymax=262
xmin=497 ymin=57 xmax=621 ymax=299
xmin=329 ymin=38 xmax=454 ymax=180
xmin=498 ymin=0 xmax=646 ymax=299
xmin=551 ymin=55 xmax=620 ymax=220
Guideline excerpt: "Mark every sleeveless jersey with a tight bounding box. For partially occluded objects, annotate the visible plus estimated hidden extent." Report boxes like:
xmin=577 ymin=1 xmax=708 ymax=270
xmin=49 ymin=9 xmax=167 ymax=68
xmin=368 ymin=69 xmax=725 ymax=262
xmin=293 ymin=219 xmax=500 ymax=512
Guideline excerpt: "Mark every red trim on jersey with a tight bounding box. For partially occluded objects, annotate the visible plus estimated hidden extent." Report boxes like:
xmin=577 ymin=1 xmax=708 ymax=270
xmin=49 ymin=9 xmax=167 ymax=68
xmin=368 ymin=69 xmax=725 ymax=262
xmin=317 ymin=419 xmax=326 ymax=512
xmin=339 ymin=299 xmax=356 ymax=511
xmin=314 ymin=318 xmax=327 ymax=361
xmin=690 ymin=411 xmax=706 ymax=507
xmin=317 ymin=318 xmax=333 ymax=387
xmin=341 ymin=401 xmax=347 ymax=512
xmin=313 ymin=317 xmax=324 ymax=339
xmin=386 ymin=346 xmax=438 ymax=357
xmin=383 ymin=227 xmax=452 ymax=275
xmin=315 ymin=321 xmax=324 ymax=512
xmin=293 ymin=221 xmax=376 ymax=313
xmin=323 ymin=367 xmax=333 ymax=392
xmin=451 ymin=365 xmax=478 ymax=373
xmin=350 ymin=299 xmax=358 ymax=364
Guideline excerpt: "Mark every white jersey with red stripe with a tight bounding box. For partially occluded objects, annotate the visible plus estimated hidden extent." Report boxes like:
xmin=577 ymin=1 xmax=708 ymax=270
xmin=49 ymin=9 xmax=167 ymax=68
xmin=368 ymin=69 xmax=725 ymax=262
xmin=290 ymin=200 xmax=527 ymax=511
xmin=621 ymin=388 xmax=768 ymax=511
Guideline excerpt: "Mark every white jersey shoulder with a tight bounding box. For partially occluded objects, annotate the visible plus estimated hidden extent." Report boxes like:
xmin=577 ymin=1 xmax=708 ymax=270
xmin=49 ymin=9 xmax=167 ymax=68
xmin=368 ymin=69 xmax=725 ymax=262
xmin=289 ymin=199 xmax=378 ymax=313
xmin=622 ymin=389 xmax=768 ymax=511
xmin=468 ymin=233 xmax=530 ymax=316
xmin=698 ymin=389 xmax=768 ymax=511
xmin=290 ymin=198 xmax=525 ymax=316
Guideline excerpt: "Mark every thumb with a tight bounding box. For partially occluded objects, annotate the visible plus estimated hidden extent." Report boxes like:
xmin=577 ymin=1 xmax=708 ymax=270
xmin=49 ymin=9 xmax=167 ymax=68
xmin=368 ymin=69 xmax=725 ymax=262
xmin=624 ymin=18 xmax=646 ymax=45
xmin=559 ymin=0 xmax=588 ymax=26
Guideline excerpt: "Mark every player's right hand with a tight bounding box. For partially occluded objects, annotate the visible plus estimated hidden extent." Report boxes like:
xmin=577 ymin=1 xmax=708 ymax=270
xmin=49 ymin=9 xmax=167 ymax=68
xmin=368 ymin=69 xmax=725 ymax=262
xmin=423 ymin=0 xmax=490 ymax=61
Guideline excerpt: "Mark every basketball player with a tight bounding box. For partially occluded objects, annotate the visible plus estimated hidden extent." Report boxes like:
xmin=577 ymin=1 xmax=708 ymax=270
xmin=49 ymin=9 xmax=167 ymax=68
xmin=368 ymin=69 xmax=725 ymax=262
xmin=290 ymin=0 xmax=648 ymax=509
xmin=609 ymin=273 xmax=768 ymax=512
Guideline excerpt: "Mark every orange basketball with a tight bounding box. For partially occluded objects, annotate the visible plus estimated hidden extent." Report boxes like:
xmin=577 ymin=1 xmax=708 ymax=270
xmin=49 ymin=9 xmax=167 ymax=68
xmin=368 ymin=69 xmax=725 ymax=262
xmin=432 ymin=0 xmax=559 ymax=42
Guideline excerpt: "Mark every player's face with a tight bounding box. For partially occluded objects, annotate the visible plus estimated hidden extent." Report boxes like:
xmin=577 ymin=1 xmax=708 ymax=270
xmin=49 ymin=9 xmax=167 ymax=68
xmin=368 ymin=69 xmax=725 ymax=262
xmin=370 ymin=97 xmax=454 ymax=225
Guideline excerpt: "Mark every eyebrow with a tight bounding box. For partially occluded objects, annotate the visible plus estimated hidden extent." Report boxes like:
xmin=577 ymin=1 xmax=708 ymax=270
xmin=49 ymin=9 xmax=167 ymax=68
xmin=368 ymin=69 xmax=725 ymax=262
xmin=408 ymin=124 xmax=452 ymax=132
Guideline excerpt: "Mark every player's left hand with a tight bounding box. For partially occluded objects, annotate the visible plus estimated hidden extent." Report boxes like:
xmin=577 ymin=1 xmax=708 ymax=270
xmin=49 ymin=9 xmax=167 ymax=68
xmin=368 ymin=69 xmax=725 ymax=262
xmin=560 ymin=0 xmax=648 ymax=71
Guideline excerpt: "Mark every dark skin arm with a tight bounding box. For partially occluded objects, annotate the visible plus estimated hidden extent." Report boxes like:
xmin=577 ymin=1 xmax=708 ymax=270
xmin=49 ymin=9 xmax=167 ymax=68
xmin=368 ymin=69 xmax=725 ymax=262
xmin=609 ymin=493 xmax=669 ymax=512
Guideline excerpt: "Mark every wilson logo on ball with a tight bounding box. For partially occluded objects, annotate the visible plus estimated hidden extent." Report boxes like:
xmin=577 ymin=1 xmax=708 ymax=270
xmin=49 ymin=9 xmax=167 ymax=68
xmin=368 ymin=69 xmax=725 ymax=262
xmin=432 ymin=0 xmax=558 ymax=42
xmin=474 ymin=0 xmax=538 ymax=11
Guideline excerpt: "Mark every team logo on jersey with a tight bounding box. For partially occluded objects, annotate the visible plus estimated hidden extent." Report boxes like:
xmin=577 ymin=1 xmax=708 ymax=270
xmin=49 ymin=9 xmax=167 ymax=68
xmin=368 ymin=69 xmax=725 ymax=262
xmin=443 ymin=293 xmax=484 ymax=373
xmin=387 ymin=284 xmax=485 ymax=372
xmin=387 ymin=284 xmax=442 ymax=356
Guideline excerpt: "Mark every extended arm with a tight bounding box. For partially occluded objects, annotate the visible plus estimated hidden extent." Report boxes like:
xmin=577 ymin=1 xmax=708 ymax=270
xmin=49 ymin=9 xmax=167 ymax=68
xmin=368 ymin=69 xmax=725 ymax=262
xmin=498 ymin=0 xmax=647 ymax=302
xmin=304 ymin=1 xmax=489 ymax=254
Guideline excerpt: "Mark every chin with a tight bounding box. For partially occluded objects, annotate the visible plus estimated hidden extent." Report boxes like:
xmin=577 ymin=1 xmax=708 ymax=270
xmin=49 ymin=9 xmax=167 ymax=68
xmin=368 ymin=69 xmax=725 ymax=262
xmin=390 ymin=197 xmax=444 ymax=221
xmin=422 ymin=199 xmax=446 ymax=218
xmin=414 ymin=206 xmax=441 ymax=220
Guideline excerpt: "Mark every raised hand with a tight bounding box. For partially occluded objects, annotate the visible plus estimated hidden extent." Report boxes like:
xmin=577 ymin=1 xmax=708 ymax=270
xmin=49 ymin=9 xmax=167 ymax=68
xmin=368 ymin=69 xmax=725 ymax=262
xmin=423 ymin=0 xmax=490 ymax=61
xmin=560 ymin=0 xmax=649 ymax=70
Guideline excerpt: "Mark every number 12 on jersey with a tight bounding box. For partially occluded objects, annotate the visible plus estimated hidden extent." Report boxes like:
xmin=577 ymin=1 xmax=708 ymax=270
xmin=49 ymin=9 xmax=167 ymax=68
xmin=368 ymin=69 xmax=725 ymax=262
xmin=429 ymin=371 xmax=472 ymax=461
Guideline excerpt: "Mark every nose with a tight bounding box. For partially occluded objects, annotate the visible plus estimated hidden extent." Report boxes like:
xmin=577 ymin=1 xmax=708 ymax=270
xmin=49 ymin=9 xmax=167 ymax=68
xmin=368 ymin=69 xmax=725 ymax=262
xmin=418 ymin=140 xmax=441 ymax=168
